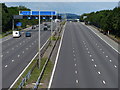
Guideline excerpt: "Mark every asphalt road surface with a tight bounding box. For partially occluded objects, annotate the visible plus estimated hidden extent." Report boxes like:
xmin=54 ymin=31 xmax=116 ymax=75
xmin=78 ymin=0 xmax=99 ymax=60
xmin=50 ymin=22 xmax=118 ymax=88
xmin=2 ymin=22 xmax=55 ymax=88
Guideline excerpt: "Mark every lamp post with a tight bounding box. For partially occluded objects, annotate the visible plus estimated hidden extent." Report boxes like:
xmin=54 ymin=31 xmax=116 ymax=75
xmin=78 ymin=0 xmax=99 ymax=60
xmin=51 ymin=12 xmax=53 ymax=44
xmin=38 ymin=10 xmax=41 ymax=69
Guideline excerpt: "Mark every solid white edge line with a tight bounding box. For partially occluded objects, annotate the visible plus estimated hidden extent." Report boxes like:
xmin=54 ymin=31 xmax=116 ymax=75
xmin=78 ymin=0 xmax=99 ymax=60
xmin=9 ymin=33 xmax=50 ymax=89
xmin=0 ymin=37 xmax=12 ymax=43
xmin=48 ymin=23 xmax=66 ymax=89
xmin=81 ymin=23 xmax=120 ymax=54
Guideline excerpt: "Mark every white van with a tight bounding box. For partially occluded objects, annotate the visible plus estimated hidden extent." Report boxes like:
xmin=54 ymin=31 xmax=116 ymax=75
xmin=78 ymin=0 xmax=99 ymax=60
xmin=13 ymin=31 xmax=21 ymax=38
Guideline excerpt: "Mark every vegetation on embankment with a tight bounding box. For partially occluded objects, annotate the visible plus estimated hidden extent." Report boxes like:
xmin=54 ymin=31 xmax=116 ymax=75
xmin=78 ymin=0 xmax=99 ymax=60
xmin=80 ymin=7 xmax=120 ymax=38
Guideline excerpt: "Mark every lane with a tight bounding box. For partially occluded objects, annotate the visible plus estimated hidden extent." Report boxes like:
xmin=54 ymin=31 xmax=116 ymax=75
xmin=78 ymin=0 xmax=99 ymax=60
xmin=2 ymin=25 xmax=46 ymax=52
xmin=73 ymin=22 xmax=118 ymax=88
xmin=2 ymin=21 xmax=57 ymax=88
xmin=2 ymin=30 xmax=51 ymax=88
xmin=77 ymin=22 xmax=118 ymax=64
xmin=50 ymin=22 xmax=118 ymax=88
xmin=51 ymin=22 xmax=77 ymax=88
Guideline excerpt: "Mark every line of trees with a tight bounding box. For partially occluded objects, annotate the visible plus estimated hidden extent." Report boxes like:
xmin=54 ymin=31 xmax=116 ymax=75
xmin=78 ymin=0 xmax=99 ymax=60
xmin=80 ymin=7 xmax=120 ymax=37
xmin=1 ymin=3 xmax=38 ymax=33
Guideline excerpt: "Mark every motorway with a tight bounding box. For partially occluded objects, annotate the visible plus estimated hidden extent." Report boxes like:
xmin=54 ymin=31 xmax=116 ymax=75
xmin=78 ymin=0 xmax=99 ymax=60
xmin=50 ymin=22 xmax=118 ymax=88
xmin=2 ymin=22 xmax=57 ymax=88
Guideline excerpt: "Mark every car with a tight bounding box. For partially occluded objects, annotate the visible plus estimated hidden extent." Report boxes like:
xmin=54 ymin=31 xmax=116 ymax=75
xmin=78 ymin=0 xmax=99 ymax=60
xmin=43 ymin=27 xmax=48 ymax=31
xmin=47 ymin=25 xmax=51 ymax=28
xmin=44 ymin=23 xmax=47 ymax=26
xmin=25 ymin=32 xmax=31 ymax=37
xmin=13 ymin=31 xmax=21 ymax=38
xmin=32 ymin=26 xmax=36 ymax=29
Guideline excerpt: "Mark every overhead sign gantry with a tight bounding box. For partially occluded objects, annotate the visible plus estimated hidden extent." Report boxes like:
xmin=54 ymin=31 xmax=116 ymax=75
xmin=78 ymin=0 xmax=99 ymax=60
xmin=19 ymin=11 xmax=57 ymax=16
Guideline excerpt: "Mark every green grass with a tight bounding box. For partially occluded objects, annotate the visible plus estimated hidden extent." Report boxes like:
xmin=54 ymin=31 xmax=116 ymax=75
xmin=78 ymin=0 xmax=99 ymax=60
xmin=49 ymin=36 xmax=61 ymax=41
xmin=13 ymin=57 xmax=48 ymax=88
xmin=38 ymin=60 xmax=53 ymax=88
xmin=13 ymin=59 xmax=37 ymax=88
xmin=0 ymin=34 xmax=2 ymax=38
xmin=24 ymin=57 xmax=48 ymax=88
xmin=61 ymin=21 xmax=66 ymax=25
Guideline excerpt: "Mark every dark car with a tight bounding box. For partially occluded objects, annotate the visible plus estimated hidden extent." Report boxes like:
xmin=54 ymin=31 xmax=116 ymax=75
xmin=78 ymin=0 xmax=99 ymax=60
xmin=32 ymin=26 xmax=36 ymax=29
xmin=25 ymin=32 xmax=31 ymax=37
xmin=43 ymin=27 xmax=48 ymax=31
xmin=44 ymin=23 xmax=47 ymax=26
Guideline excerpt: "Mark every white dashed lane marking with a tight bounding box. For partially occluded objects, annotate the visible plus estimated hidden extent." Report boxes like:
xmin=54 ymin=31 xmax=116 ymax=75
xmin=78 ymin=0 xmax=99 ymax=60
xmin=106 ymin=56 xmax=108 ymax=58
xmin=92 ymin=59 xmax=94 ymax=62
xmin=75 ymin=64 xmax=77 ymax=67
xmin=12 ymin=60 xmax=14 ymax=62
xmin=90 ymin=55 xmax=92 ymax=57
xmin=75 ymin=71 xmax=78 ymax=74
xmin=12 ymin=48 xmax=14 ymax=50
xmin=114 ymin=65 xmax=117 ymax=68
xmin=109 ymin=60 xmax=112 ymax=62
xmin=7 ymin=51 xmax=9 ymax=53
xmin=26 ymin=48 xmax=28 ymax=50
xmin=97 ymin=71 xmax=101 ymax=75
xmin=5 ymin=65 xmax=8 ymax=68
xmin=94 ymin=64 xmax=97 ymax=67
xmin=74 ymin=58 xmax=76 ymax=61
xmin=102 ymin=80 xmax=106 ymax=85
xmin=22 ymin=51 xmax=24 ymax=53
xmin=18 ymin=55 xmax=20 ymax=57
xmin=76 ymin=80 xmax=79 ymax=83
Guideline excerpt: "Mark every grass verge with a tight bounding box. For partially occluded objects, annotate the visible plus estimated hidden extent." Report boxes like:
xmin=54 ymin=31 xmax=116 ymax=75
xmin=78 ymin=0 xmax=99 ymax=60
xmin=13 ymin=57 xmax=48 ymax=88
xmin=38 ymin=60 xmax=53 ymax=88
xmin=49 ymin=36 xmax=61 ymax=41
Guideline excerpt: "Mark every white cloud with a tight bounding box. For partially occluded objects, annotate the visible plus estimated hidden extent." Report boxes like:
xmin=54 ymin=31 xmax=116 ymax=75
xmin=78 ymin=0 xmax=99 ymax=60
xmin=1 ymin=0 xmax=120 ymax=2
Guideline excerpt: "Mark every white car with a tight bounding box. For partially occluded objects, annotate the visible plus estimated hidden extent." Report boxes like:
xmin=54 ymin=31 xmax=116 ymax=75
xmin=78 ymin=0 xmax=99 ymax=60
xmin=13 ymin=31 xmax=21 ymax=38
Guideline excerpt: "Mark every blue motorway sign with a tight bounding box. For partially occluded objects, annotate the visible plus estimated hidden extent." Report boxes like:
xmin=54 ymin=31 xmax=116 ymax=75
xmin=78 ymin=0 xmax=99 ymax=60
xmin=20 ymin=11 xmax=57 ymax=16
xmin=35 ymin=17 xmax=39 ymax=19
xmin=32 ymin=11 xmax=39 ymax=15
xmin=16 ymin=22 xmax=22 ymax=26
xmin=20 ymin=11 xmax=31 ymax=15
xmin=42 ymin=17 xmax=46 ymax=19
xmin=40 ymin=11 xmax=56 ymax=15
xmin=50 ymin=17 xmax=53 ymax=19
xmin=28 ymin=17 xmax=31 ymax=19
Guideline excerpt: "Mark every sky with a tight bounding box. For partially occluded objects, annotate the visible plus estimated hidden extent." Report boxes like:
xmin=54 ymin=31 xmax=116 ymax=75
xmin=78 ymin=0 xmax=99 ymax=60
xmin=1 ymin=0 xmax=120 ymax=2
xmin=3 ymin=2 xmax=119 ymax=15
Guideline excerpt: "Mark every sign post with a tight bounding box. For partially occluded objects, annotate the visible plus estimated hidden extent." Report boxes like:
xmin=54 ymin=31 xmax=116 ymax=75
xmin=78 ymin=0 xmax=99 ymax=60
xmin=38 ymin=10 xmax=41 ymax=69
xmin=12 ymin=19 xmax=14 ymax=31
xmin=51 ymin=12 xmax=53 ymax=45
